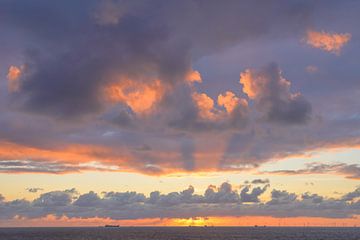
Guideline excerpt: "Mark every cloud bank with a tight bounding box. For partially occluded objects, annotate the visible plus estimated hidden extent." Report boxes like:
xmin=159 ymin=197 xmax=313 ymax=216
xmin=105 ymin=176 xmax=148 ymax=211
xmin=264 ymin=162 xmax=360 ymax=180
xmin=0 ymin=182 xmax=359 ymax=221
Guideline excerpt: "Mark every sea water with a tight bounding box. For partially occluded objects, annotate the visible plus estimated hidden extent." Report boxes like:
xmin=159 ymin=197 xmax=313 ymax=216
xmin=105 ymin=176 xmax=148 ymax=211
xmin=0 ymin=227 xmax=359 ymax=240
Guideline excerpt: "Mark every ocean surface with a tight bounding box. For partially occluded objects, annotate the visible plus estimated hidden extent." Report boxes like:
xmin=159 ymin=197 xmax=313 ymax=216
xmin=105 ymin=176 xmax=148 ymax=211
xmin=0 ymin=227 xmax=359 ymax=240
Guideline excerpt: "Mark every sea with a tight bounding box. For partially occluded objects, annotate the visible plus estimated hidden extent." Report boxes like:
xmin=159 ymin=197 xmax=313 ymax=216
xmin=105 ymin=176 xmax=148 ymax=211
xmin=0 ymin=227 xmax=359 ymax=240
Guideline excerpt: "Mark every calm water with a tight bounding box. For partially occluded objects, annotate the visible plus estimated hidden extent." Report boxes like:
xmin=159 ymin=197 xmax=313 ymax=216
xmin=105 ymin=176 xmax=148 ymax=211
xmin=0 ymin=227 xmax=359 ymax=240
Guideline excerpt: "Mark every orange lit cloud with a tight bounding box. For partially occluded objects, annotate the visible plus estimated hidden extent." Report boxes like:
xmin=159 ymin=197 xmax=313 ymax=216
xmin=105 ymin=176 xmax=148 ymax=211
xmin=0 ymin=141 xmax=105 ymax=163
xmin=6 ymin=65 xmax=22 ymax=92
xmin=105 ymin=79 xmax=165 ymax=114
xmin=0 ymin=140 xmax=205 ymax=175
xmin=306 ymin=30 xmax=351 ymax=54
xmin=192 ymin=89 xmax=247 ymax=121
xmin=192 ymin=92 xmax=216 ymax=120
xmin=239 ymin=67 xmax=291 ymax=100
xmin=239 ymin=69 xmax=268 ymax=99
xmin=217 ymin=91 xmax=248 ymax=113
xmin=0 ymin=141 xmax=127 ymax=173
xmin=186 ymin=70 xmax=202 ymax=84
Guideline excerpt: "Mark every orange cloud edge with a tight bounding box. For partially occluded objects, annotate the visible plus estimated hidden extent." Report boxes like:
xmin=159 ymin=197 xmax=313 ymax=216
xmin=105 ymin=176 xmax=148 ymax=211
xmin=1 ymin=138 xmax=360 ymax=176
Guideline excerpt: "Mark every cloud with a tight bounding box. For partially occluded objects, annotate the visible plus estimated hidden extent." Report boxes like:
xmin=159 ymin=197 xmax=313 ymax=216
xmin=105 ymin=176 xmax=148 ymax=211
xmin=0 ymin=183 xmax=359 ymax=221
xmin=73 ymin=191 xmax=102 ymax=207
xmin=267 ymin=189 xmax=297 ymax=205
xmin=341 ymin=187 xmax=360 ymax=201
xmin=0 ymin=141 xmax=130 ymax=171
xmin=218 ymin=91 xmax=248 ymax=114
xmin=160 ymin=83 xmax=248 ymax=132
xmin=189 ymin=90 xmax=249 ymax=129
xmin=6 ymin=65 xmax=22 ymax=92
xmin=0 ymin=160 xmax=81 ymax=174
xmin=340 ymin=164 xmax=360 ymax=179
xmin=0 ymin=0 xmax=359 ymax=177
xmin=192 ymin=92 xmax=217 ymax=120
xmin=185 ymin=70 xmax=202 ymax=84
xmin=240 ymin=184 xmax=269 ymax=203
xmin=0 ymin=159 xmax=119 ymax=174
xmin=204 ymin=182 xmax=240 ymax=203
xmin=105 ymin=79 xmax=165 ymax=114
xmin=33 ymin=189 xmax=77 ymax=207
xmin=305 ymin=30 xmax=351 ymax=54
xmin=0 ymin=0 xmax=316 ymax=119
xmin=251 ymin=179 xmax=270 ymax=184
xmin=93 ymin=0 xmax=126 ymax=26
xmin=26 ymin=188 xmax=44 ymax=193
xmin=240 ymin=63 xmax=312 ymax=124
xmin=180 ymin=137 xmax=195 ymax=171
xmin=264 ymin=162 xmax=360 ymax=180
xmin=2 ymin=1 xmax=194 ymax=119
xmin=302 ymin=192 xmax=323 ymax=204
xmin=305 ymin=65 xmax=318 ymax=73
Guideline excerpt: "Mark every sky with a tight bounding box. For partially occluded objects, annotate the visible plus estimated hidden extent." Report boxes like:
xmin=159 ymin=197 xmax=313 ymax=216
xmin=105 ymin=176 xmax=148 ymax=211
xmin=0 ymin=0 xmax=360 ymax=227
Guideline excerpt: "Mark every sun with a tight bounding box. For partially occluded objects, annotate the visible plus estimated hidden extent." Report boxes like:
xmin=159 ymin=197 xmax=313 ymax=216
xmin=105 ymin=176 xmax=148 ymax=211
xmin=173 ymin=217 xmax=209 ymax=227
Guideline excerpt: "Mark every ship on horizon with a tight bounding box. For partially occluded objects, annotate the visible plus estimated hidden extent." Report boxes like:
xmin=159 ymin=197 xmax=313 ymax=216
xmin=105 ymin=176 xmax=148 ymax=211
xmin=104 ymin=225 xmax=120 ymax=228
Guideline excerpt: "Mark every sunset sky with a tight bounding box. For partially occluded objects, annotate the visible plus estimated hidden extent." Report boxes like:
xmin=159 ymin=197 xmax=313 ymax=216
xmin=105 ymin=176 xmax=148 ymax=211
xmin=0 ymin=0 xmax=360 ymax=227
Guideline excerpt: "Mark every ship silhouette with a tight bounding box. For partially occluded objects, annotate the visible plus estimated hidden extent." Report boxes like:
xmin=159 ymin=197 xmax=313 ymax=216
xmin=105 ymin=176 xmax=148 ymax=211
xmin=104 ymin=225 xmax=120 ymax=228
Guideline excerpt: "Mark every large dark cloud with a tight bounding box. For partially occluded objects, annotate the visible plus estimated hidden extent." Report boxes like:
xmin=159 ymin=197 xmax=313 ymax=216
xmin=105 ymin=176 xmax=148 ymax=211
xmin=0 ymin=0 xmax=360 ymax=175
xmin=0 ymin=182 xmax=359 ymax=220
xmin=0 ymin=0 xmax=314 ymax=118
xmin=240 ymin=63 xmax=312 ymax=125
xmin=1 ymin=1 xmax=189 ymax=118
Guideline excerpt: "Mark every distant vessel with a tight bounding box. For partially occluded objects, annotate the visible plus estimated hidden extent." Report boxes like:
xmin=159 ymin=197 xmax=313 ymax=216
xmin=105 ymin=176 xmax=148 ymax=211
xmin=104 ymin=225 xmax=120 ymax=228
